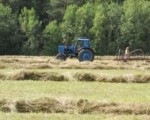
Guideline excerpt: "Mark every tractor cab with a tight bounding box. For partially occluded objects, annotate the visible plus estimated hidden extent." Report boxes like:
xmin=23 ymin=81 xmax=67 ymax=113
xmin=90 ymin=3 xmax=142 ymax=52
xmin=56 ymin=38 xmax=94 ymax=62
xmin=75 ymin=38 xmax=90 ymax=51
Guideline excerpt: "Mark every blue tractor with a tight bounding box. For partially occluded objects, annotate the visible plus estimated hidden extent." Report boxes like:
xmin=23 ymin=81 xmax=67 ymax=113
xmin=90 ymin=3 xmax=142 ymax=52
xmin=56 ymin=38 xmax=94 ymax=62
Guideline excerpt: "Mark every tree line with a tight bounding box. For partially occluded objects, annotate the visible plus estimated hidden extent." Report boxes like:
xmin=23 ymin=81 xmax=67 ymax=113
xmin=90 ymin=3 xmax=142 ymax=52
xmin=0 ymin=0 xmax=150 ymax=55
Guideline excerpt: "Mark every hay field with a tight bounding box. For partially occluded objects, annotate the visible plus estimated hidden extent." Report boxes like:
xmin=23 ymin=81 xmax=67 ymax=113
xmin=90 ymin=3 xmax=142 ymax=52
xmin=0 ymin=56 xmax=150 ymax=120
xmin=0 ymin=113 xmax=149 ymax=120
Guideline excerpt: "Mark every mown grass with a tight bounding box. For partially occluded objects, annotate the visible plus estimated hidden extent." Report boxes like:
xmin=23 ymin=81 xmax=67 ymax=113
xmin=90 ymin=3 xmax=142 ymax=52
xmin=0 ymin=56 xmax=150 ymax=116
xmin=0 ymin=69 xmax=150 ymax=83
xmin=0 ymin=56 xmax=150 ymax=70
xmin=0 ymin=81 xmax=149 ymax=103
xmin=0 ymin=113 xmax=149 ymax=120
xmin=1 ymin=68 xmax=149 ymax=76
xmin=0 ymin=56 xmax=150 ymax=83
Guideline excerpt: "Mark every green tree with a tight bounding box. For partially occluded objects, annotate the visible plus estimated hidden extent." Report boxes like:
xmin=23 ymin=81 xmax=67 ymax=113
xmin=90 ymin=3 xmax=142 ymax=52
xmin=42 ymin=21 xmax=61 ymax=55
xmin=0 ymin=4 xmax=21 ymax=55
xmin=32 ymin=0 xmax=50 ymax=29
xmin=61 ymin=4 xmax=78 ymax=42
xmin=94 ymin=0 xmax=125 ymax=4
xmin=120 ymin=0 xmax=150 ymax=52
xmin=91 ymin=3 xmax=122 ymax=54
xmin=0 ymin=0 xmax=33 ymax=12
xmin=1 ymin=0 xmax=50 ymax=29
xmin=47 ymin=0 xmax=69 ymax=23
xmin=19 ymin=7 xmax=41 ymax=55
xmin=75 ymin=3 xmax=95 ymax=38
xmin=90 ymin=4 xmax=106 ymax=54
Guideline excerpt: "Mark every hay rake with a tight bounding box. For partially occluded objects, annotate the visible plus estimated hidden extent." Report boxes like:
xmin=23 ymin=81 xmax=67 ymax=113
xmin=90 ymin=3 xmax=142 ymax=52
xmin=115 ymin=49 xmax=150 ymax=61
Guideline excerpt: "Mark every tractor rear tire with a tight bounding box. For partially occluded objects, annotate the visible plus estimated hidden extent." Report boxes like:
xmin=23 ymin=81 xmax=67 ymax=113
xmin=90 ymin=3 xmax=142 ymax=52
xmin=56 ymin=53 xmax=66 ymax=61
xmin=78 ymin=49 xmax=94 ymax=62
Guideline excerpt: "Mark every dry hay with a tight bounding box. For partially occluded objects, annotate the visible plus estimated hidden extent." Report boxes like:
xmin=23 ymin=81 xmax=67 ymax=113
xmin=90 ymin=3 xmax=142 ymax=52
xmin=0 ymin=96 xmax=150 ymax=114
xmin=74 ymin=72 xmax=150 ymax=83
xmin=0 ymin=63 xmax=7 ymax=69
xmin=0 ymin=73 xmax=6 ymax=80
xmin=0 ymin=98 xmax=148 ymax=115
xmin=123 ymin=74 xmax=150 ymax=83
xmin=1 ymin=56 xmax=150 ymax=70
xmin=10 ymin=70 xmax=67 ymax=81
xmin=28 ymin=64 xmax=53 ymax=69
xmin=97 ymin=75 xmax=127 ymax=83
xmin=74 ymin=73 xmax=96 ymax=81
xmin=96 ymin=74 xmax=150 ymax=83
xmin=16 ymin=97 xmax=61 ymax=113
xmin=16 ymin=97 xmax=76 ymax=113
xmin=132 ymin=74 xmax=150 ymax=83
xmin=0 ymin=56 xmax=54 ymax=69
xmin=0 ymin=99 xmax=11 ymax=112
xmin=1 ymin=70 xmax=150 ymax=83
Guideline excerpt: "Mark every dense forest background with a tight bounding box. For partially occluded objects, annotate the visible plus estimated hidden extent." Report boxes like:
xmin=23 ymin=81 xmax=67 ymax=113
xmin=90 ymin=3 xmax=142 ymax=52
xmin=0 ymin=0 xmax=150 ymax=55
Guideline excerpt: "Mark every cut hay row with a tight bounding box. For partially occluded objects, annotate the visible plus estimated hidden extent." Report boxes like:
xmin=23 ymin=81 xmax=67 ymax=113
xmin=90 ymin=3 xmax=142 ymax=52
xmin=0 ymin=70 xmax=150 ymax=83
xmin=0 ymin=97 xmax=150 ymax=115
xmin=10 ymin=70 xmax=66 ymax=81
xmin=0 ymin=56 xmax=150 ymax=70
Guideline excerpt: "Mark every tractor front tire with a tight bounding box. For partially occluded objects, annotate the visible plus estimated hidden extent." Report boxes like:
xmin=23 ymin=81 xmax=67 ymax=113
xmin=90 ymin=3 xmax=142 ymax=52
xmin=78 ymin=49 xmax=94 ymax=62
xmin=56 ymin=53 xmax=66 ymax=61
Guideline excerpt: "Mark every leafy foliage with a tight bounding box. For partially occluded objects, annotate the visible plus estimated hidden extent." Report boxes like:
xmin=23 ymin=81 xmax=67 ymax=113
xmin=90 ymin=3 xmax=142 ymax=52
xmin=0 ymin=4 xmax=21 ymax=55
xmin=0 ymin=0 xmax=150 ymax=55
xmin=19 ymin=7 xmax=41 ymax=55
xmin=120 ymin=0 xmax=150 ymax=51
xmin=42 ymin=21 xmax=61 ymax=55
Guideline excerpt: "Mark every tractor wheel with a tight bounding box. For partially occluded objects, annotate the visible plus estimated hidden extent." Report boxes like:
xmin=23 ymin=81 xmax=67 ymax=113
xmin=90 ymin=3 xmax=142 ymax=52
xmin=56 ymin=53 xmax=66 ymax=61
xmin=78 ymin=49 xmax=94 ymax=62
